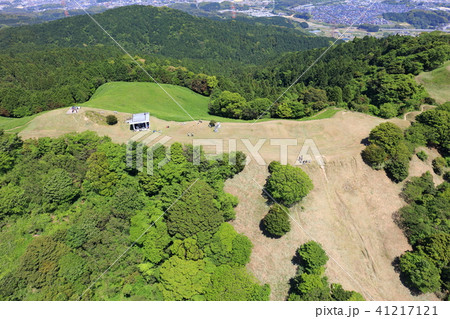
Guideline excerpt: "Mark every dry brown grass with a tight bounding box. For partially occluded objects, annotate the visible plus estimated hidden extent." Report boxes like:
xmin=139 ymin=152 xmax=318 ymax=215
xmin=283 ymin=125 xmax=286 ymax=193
xmin=20 ymin=107 xmax=439 ymax=301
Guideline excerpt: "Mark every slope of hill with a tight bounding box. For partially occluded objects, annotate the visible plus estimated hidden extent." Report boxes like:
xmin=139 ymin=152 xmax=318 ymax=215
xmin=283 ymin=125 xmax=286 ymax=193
xmin=0 ymin=114 xmax=39 ymax=132
xmin=0 ymin=5 xmax=336 ymax=119
xmin=82 ymin=82 xmax=215 ymax=122
xmin=416 ymin=60 xmax=450 ymax=104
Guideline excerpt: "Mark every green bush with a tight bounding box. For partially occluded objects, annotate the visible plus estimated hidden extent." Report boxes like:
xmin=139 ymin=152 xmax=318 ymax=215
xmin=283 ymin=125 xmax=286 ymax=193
xmin=364 ymin=122 xmax=413 ymax=182
xmin=369 ymin=122 xmax=404 ymax=155
xmin=416 ymin=150 xmax=428 ymax=161
xmin=361 ymin=144 xmax=386 ymax=169
xmin=385 ymin=159 xmax=409 ymax=183
xmin=401 ymin=172 xmax=435 ymax=203
xmin=432 ymin=157 xmax=446 ymax=176
xmin=265 ymin=162 xmax=313 ymax=206
xmin=399 ymin=251 xmax=441 ymax=293
xmin=106 ymin=115 xmax=118 ymax=125
xmin=262 ymin=204 xmax=291 ymax=237
xmin=297 ymin=241 xmax=329 ymax=274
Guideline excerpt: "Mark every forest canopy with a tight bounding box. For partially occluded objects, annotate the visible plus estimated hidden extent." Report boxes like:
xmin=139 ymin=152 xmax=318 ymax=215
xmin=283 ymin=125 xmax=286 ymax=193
xmin=0 ymin=130 xmax=269 ymax=301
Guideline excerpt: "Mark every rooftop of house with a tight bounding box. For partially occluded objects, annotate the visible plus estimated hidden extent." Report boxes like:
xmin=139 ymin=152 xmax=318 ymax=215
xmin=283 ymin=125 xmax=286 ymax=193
xmin=128 ymin=112 xmax=150 ymax=124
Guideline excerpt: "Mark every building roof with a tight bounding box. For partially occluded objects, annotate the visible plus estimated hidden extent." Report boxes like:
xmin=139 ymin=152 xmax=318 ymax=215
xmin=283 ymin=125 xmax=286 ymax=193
xmin=128 ymin=112 xmax=150 ymax=124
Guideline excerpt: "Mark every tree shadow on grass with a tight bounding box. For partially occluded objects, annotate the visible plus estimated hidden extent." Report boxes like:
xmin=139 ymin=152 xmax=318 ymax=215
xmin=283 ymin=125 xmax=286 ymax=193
xmin=291 ymin=249 xmax=302 ymax=266
xmin=360 ymin=137 xmax=369 ymax=146
xmin=391 ymin=256 xmax=422 ymax=297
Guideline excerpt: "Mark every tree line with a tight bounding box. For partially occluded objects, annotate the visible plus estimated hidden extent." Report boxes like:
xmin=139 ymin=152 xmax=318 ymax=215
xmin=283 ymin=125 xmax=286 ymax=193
xmin=396 ymin=172 xmax=449 ymax=298
xmin=362 ymin=102 xmax=449 ymax=183
xmin=208 ymin=33 xmax=450 ymax=120
xmin=383 ymin=10 xmax=450 ymax=29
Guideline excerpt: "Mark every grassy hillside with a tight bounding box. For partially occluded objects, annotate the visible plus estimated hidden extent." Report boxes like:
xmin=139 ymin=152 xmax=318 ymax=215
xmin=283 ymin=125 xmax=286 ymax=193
xmin=416 ymin=60 xmax=450 ymax=104
xmin=0 ymin=114 xmax=40 ymax=133
xmin=299 ymin=108 xmax=341 ymax=121
xmin=82 ymin=82 xmax=343 ymax=123
xmin=82 ymin=82 xmax=238 ymax=122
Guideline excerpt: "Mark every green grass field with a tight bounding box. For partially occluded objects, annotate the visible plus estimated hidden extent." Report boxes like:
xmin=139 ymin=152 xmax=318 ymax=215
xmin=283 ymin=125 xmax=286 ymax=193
xmin=0 ymin=114 xmax=40 ymax=133
xmin=299 ymin=108 xmax=341 ymax=121
xmin=82 ymin=81 xmax=342 ymax=123
xmin=0 ymin=82 xmax=341 ymax=133
xmin=81 ymin=81 xmax=243 ymax=122
xmin=416 ymin=60 xmax=450 ymax=104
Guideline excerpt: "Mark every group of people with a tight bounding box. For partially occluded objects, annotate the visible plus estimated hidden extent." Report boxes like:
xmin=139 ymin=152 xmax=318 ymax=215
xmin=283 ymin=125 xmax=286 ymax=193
xmin=70 ymin=106 xmax=80 ymax=113
xmin=298 ymin=155 xmax=312 ymax=165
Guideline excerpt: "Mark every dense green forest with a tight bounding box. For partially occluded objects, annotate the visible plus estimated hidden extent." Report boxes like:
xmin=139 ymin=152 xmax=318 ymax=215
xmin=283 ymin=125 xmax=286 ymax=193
xmin=0 ymin=5 xmax=335 ymax=118
xmin=210 ymin=32 xmax=450 ymax=120
xmin=0 ymin=130 xmax=272 ymax=300
xmin=383 ymin=10 xmax=450 ymax=29
xmin=0 ymin=5 xmax=329 ymax=64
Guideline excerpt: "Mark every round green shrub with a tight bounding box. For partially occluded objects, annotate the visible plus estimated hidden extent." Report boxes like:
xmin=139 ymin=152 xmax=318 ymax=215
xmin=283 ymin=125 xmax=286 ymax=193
xmin=265 ymin=163 xmax=313 ymax=206
xmin=106 ymin=115 xmax=118 ymax=125
xmin=262 ymin=204 xmax=291 ymax=238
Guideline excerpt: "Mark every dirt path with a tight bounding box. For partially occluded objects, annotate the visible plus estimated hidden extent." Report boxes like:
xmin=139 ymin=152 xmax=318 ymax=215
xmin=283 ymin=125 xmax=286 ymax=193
xmin=403 ymin=104 xmax=435 ymax=121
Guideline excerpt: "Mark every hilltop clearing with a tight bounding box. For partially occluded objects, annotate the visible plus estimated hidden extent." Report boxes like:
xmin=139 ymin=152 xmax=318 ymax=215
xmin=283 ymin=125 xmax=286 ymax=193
xmin=82 ymin=82 xmax=214 ymax=122
xmin=17 ymin=107 xmax=442 ymax=301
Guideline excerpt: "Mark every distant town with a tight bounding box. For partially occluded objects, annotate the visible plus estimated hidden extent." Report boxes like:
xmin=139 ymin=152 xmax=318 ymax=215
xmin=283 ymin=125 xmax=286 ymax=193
xmin=294 ymin=0 xmax=450 ymax=27
xmin=1 ymin=0 xmax=449 ymax=35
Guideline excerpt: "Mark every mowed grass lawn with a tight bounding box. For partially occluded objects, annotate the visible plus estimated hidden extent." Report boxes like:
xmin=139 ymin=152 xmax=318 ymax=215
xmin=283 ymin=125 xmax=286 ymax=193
xmin=82 ymin=81 xmax=241 ymax=122
xmin=82 ymin=81 xmax=341 ymax=123
xmin=299 ymin=108 xmax=341 ymax=121
xmin=416 ymin=60 xmax=450 ymax=104
xmin=0 ymin=113 xmax=40 ymax=133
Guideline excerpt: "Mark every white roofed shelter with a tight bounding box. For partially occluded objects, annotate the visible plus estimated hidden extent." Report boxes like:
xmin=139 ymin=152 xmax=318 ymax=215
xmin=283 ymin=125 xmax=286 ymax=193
xmin=127 ymin=112 xmax=150 ymax=131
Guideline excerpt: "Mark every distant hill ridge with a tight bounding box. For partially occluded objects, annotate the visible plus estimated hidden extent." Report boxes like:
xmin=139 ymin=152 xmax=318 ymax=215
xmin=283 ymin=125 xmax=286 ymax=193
xmin=0 ymin=5 xmax=332 ymax=64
